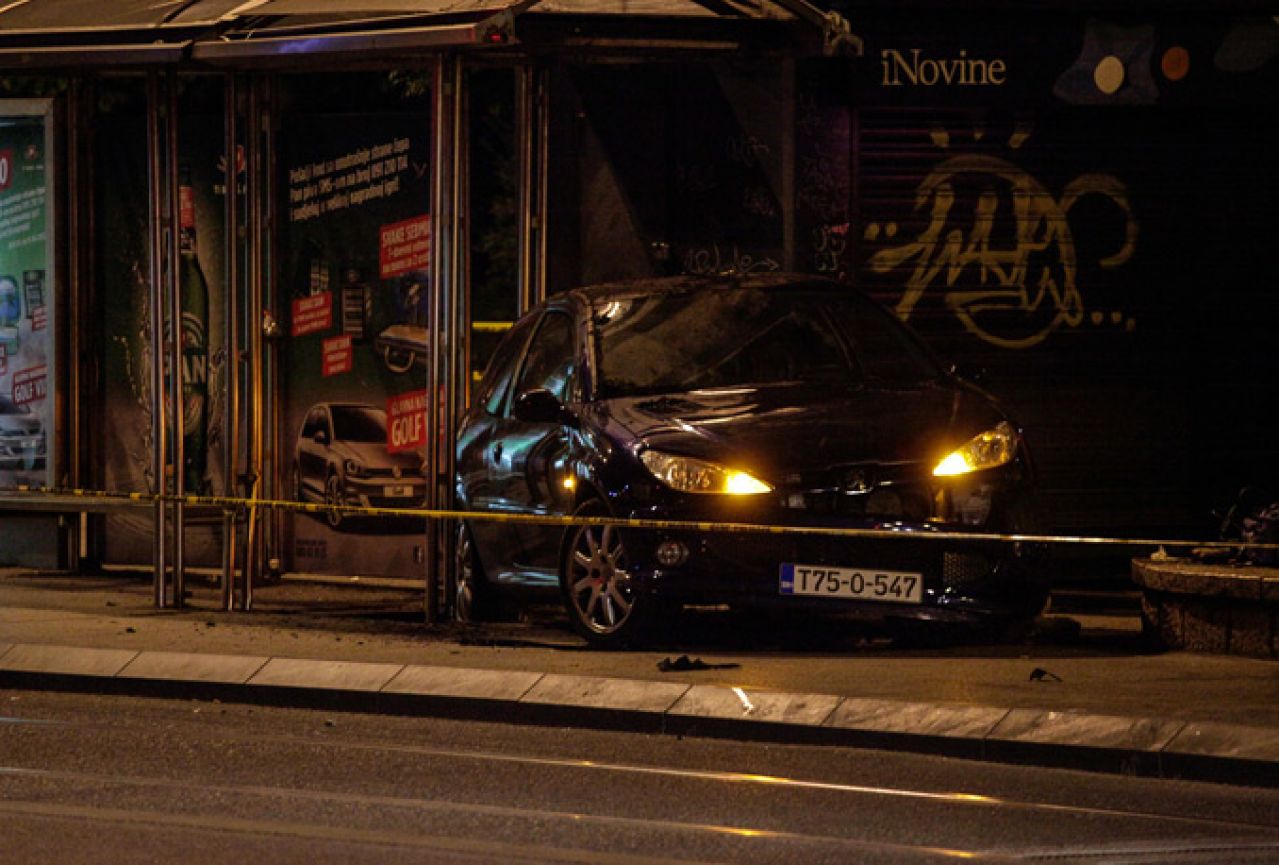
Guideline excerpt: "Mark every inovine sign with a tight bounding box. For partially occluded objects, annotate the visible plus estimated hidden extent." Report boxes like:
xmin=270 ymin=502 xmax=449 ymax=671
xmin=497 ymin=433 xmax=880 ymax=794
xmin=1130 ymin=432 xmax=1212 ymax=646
xmin=881 ymin=48 xmax=1007 ymax=87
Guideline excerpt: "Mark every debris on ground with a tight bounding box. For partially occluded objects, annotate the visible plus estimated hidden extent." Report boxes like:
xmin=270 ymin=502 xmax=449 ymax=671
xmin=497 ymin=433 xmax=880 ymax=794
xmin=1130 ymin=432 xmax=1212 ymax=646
xmin=656 ymin=655 xmax=740 ymax=672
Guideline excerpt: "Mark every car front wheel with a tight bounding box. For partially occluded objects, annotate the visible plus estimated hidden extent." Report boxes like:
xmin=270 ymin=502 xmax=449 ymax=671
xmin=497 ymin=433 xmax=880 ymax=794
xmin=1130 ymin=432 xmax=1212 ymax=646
xmin=560 ymin=499 xmax=660 ymax=648
xmin=324 ymin=472 xmax=345 ymax=529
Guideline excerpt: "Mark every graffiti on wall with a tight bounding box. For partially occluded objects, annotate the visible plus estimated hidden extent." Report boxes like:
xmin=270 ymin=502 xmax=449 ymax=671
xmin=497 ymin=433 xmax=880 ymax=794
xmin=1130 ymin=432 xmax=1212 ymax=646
xmin=866 ymin=152 xmax=1138 ymax=349
xmin=796 ymin=90 xmax=850 ymax=277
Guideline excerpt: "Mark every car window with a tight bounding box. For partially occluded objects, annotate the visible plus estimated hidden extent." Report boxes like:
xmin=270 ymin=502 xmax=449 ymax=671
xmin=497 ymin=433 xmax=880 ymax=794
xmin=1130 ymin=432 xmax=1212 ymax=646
xmin=595 ymin=287 xmax=938 ymax=397
xmin=513 ymin=311 xmax=576 ymax=403
xmin=825 ymin=297 xmax=940 ymax=385
xmin=478 ymin=313 xmax=538 ymax=417
xmin=595 ymin=289 xmax=853 ymax=397
xmin=302 ymin=409 xmax=322 ymax=439
xmin=0 ymin=396 xmax=28 ymax=414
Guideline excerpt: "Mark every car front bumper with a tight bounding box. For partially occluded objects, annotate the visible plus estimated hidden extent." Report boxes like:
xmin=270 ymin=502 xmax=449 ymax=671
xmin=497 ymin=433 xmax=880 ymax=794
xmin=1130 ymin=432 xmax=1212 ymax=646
xmin=631 ymin=527 xmax=1047 ymax=623
xmin=614 ymin=477 xmax=1048 ymax=623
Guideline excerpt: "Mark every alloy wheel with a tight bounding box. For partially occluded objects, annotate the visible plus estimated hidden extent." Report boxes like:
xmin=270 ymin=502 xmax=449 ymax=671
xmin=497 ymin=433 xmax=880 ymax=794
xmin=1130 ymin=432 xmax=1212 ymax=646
xmin=565 ymin=520 xmax=634 ymax=635
xmin=324 ymin=473 xmax=345 ymax=528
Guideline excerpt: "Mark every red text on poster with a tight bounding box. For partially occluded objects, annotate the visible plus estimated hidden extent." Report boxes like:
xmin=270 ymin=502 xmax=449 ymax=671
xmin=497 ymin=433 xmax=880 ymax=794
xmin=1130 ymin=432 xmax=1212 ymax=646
xmin=12 ymin=365 xmax=47 ymax=406
xmin=0 ymin=148 xmax=12 ymax=192
xmin=291 ymin=291 xmax=333 ymax=336
xmin=322 ymin=334 xmax=353 ymax=377
xmin=31 ymin=305 xmax=46 ymax=331
xmin=379 ymin=214 xmax=431 ymax=279
xmin=386 ymin=389 xmax=427 ymax=454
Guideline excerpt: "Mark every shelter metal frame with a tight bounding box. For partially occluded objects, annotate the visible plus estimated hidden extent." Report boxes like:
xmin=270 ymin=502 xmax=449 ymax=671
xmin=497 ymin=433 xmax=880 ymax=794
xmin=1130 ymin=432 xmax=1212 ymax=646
xmin=0 ymin=0 xmax=848 ymax=619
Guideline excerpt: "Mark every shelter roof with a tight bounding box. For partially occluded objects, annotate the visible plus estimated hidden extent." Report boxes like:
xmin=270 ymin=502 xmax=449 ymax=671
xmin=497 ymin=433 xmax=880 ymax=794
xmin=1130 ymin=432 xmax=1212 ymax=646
xmin=0 ymin=0 xmax=857 ymax=69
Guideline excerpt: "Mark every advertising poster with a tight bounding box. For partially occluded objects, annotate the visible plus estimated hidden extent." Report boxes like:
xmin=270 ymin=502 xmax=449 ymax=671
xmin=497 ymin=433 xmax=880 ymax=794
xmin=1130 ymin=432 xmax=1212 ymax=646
xmin=0 ymin=106 xmax=54 ymax=490
xmin=281 ymin=111 xmax=432 ymax=578
xmin=99 ymin=111 xmax=229 ymax=566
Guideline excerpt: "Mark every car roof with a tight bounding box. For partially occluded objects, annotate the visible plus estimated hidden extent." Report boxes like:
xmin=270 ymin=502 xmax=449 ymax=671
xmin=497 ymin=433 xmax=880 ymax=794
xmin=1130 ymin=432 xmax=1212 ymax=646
xmin=560 ymin=272 xmax=847 ymax=309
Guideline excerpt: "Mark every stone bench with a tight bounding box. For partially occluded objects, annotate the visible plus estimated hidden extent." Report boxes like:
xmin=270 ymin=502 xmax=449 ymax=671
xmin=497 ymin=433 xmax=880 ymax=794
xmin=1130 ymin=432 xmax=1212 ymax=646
xmin=1132 ymin=557 xmax=1279 ymax=658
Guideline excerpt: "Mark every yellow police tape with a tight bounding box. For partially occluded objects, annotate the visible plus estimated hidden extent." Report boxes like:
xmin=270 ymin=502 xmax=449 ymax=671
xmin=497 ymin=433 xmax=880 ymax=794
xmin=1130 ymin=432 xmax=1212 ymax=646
xmin=3 ymin=484 xmax=1278 ymax=554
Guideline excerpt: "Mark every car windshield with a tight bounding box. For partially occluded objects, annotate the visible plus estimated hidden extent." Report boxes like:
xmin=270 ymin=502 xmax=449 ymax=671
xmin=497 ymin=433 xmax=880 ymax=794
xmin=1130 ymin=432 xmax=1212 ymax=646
xmin=0 ymin=396 xmax=29 ymax=415
xmin=330 ymin=406 xmax=387 ymax=443
xmin=593 ymin=286 xmax=940 ymax=398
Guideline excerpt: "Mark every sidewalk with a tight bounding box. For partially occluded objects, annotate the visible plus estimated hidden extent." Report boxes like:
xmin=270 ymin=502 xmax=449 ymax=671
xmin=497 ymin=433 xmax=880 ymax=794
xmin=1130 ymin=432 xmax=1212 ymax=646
xmin=2 ymin=567 xmax=1277 ymax=787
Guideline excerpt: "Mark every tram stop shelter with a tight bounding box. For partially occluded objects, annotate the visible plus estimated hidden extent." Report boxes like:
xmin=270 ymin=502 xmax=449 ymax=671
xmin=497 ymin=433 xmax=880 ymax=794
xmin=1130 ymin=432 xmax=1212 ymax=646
xmin=0 ymin=0 xmax=857 ymax=618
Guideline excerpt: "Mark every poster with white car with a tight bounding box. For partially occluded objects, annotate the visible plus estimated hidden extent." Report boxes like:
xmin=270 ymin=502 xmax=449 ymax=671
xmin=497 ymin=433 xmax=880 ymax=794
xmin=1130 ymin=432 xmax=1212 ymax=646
xmin=282 ymin=109 xmax=433 ymax=577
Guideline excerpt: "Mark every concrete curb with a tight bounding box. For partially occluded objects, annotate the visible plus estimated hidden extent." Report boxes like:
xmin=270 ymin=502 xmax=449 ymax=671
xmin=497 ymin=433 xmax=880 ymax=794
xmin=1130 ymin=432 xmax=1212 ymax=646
xmin=3 ymin=641 xmax=1278 ymax=788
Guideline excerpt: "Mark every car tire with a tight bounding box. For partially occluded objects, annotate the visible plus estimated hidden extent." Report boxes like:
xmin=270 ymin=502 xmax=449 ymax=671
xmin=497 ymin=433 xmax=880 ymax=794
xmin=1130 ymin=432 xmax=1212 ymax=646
xmin=454 ymin=521 xmax=508 ymax=622
xmin=559 ymin=499 xmax=661 ymax=649
xmin=324 ymin=471 xmax=345 ymax=529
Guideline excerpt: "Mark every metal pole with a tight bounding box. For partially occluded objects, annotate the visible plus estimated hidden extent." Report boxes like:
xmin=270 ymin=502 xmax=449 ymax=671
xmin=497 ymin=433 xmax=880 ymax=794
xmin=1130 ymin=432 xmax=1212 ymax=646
xmin=454 ymin=57 xmax=471 ymax=420
xmin=66 ymin=79 xmax=83 ymax=571
xmin=426 ymin=53 xmax=451 ymax=623
xmin=166 ymin=70 xmax=186 ymax=609
xmin=222 ymin=74 xmax=241 ymax=611
xmin=515 ymin=67 xmax=536 ymax=316
xmin=534 ymin=66 xmax=548 ymax=306
xmin=243 ymin=75 xmax=266 ymax=611
xmin=457 ymin=67 xmax=473 ymax=416
xmin=441 ymin=53 xmax=468 ymax=620
xmin=146 ymin=71 xmax=168 ymax=609
xmin=263 ymin=75 xmax=282 ymax=593
xmin=79 ymin=77 xmax=102 ymax=571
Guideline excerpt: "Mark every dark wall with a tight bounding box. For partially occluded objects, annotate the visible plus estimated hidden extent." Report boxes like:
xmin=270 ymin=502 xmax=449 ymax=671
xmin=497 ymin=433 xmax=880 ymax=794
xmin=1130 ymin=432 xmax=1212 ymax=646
xmin=801 ymin=11 xmax=1279 ymax=536
xmin=545 ymin=14 xmax=1279 ymax=540
xmin=550 ymin=62 xmax=788 ymax=287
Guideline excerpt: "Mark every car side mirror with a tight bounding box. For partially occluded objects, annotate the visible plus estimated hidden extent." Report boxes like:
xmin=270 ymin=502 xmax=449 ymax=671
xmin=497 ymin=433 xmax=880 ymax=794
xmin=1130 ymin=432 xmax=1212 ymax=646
xmin=313 ymin=430 xmax=329 ymax=445
xmin=948 ymin=362 xmax=986 ymax=384
xmin=513 ymin=388 xmax=571 ymax=425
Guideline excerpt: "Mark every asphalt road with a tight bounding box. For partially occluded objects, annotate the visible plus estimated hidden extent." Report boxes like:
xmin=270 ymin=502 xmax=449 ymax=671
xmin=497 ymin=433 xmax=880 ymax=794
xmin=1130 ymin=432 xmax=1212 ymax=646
xmin=3 ymin=689 xmax=1279 ymax=864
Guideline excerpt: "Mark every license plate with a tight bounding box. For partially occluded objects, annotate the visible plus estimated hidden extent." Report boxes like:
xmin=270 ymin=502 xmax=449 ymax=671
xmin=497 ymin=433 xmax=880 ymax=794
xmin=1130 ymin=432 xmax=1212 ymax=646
xmin=384 ymin=485 xmax=414 ymax=497
xmin=780 ymin=563 xmax=923 ymax=603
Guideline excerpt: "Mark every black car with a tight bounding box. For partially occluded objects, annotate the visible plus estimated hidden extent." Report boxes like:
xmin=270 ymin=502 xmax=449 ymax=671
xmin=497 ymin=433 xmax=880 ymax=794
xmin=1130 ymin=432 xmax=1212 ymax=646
xmin=454 ymin=273 xmax=1047 ymax=647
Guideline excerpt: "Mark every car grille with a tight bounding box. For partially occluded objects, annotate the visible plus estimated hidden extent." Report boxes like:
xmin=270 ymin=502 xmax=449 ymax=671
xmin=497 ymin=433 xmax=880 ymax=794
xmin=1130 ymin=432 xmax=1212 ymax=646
xmin=360 ymin=467 xmax=416 ymax=479
xmin=942 ymin=551 xmax=994 ymax=587
xmin=779 ymin=462 xmax=933 ymax=522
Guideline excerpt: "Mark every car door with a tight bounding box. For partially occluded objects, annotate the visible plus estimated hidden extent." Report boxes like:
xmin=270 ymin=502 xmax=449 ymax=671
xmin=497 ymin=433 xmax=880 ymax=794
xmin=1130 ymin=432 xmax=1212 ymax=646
xmin=499 ymin=309 xmax=580 ymax=580
xmin=456 ymin=313 xmax=539 ymax=580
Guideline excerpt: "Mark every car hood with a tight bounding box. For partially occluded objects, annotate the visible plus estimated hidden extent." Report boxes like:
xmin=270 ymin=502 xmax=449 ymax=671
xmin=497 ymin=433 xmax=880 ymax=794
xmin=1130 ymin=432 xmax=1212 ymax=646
xmin=598 ymin=381 xmax=1008 ymax=477
xmin=332 ymin=440 xmax=424 ymax=472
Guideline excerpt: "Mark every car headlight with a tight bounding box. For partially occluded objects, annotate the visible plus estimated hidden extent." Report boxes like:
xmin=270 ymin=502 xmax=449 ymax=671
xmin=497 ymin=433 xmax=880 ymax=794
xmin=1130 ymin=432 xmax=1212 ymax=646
xmin=933 ymin=421 xmax=1018 ymax=477
xmin=640 ymin=449 xmax=772 ymax=495
xmin=344 ymin=459 xmax=365 ymax=478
